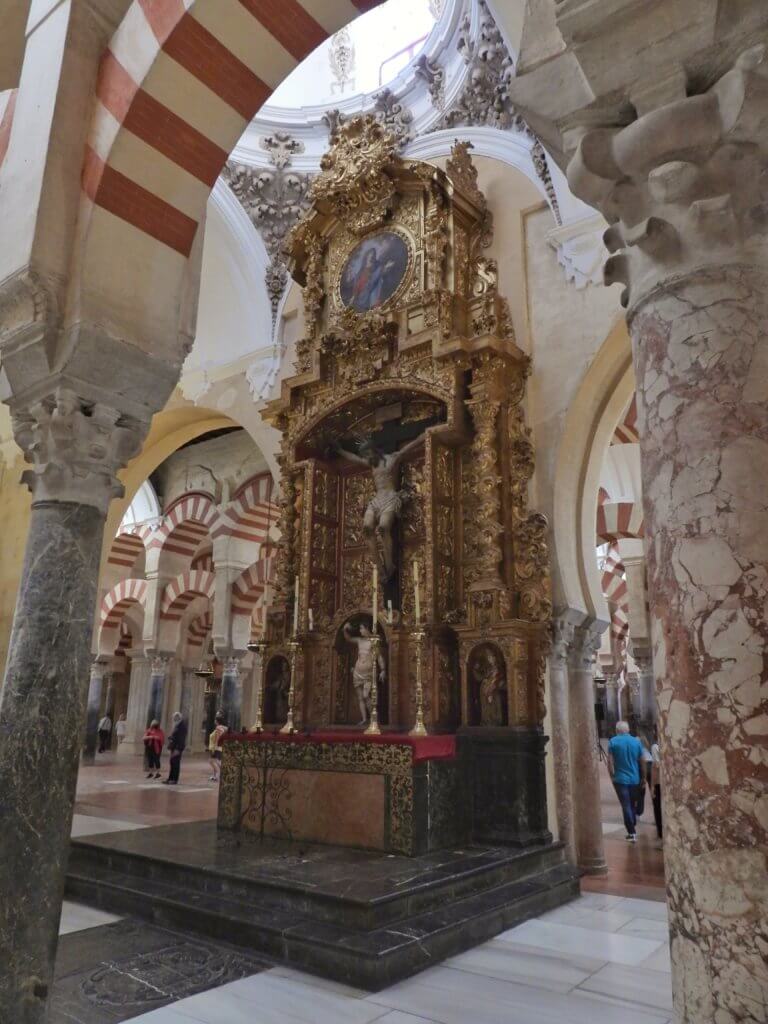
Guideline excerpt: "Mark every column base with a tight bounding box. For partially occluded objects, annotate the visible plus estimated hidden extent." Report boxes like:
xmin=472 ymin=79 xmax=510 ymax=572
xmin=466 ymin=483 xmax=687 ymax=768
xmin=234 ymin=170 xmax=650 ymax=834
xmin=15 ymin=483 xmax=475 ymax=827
xmin=579 ymin=858 xmax=609 ymax=876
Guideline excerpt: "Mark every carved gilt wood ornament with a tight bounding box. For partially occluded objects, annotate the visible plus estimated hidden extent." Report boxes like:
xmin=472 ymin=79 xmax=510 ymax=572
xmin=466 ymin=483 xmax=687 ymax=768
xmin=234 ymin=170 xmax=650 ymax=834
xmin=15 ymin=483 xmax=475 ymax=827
xmin=260 ymin=116 xmax=551 ymax=733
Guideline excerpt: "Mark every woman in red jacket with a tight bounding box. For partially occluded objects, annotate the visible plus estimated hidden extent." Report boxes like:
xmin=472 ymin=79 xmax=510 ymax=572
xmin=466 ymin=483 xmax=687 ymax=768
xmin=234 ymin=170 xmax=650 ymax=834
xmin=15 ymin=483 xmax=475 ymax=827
xmin=143 ymin=719 xmax=165 ymax=779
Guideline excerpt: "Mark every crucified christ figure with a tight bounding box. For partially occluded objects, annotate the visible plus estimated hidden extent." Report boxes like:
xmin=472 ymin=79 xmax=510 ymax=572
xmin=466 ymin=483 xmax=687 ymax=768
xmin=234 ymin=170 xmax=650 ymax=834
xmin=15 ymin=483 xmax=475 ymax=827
xmin=329 ymin=433 xmax=425 ymax=581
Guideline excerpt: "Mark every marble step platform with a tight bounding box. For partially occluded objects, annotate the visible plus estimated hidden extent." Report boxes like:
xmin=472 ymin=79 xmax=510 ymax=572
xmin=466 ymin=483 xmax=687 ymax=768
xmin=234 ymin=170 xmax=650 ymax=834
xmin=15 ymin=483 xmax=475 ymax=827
xmin=66 ymin=821 xmax=578 ymax=990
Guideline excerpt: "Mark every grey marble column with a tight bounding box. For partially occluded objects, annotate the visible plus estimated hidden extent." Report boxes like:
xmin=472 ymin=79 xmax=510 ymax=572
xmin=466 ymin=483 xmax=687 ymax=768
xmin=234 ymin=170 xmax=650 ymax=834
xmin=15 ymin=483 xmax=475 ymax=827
xmin=549 ymin=617 xmax=577 ymax=865
xmin=219 ymin=656 xmax=242 ymax=732
xmin=0 ymin=502 xmax=105 ymax=1018
xmin=569 ymin=623 xmax=608 ymax=876
xmin=0 ymin=387 xmax=144 ymax=1023
xmin=179 ymin=667 xmax=194 ymax=723
xmin=82 ymin=660 xmax=107 ymax=764
xmin=119 ymin=655 xmax=152 ymax=757
xmin=146 ymin=655 xmax=170 ymax=727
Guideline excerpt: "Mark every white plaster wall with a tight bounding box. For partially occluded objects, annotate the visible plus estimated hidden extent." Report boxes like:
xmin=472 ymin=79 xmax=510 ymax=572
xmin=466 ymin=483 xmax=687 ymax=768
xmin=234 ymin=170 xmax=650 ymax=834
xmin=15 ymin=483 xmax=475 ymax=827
xmin=153 ymin=429 xmax=268 ymax=511
xmin=524 ymin=203 xmax=625 ymax=607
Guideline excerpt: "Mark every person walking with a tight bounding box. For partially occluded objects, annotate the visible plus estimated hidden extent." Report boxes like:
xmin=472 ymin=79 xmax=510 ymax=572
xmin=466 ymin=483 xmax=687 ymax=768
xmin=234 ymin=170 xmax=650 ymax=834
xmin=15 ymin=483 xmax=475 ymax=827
xmin=650 ymin=730 xmax=663 ymax=843
xmin=208 ymin=713 xmax=228 ymax=782
xmin=163 ymin=712 xmax=188 ymax=785
xmin=143 ymin=719 xmax=165 ymax=779
xmin=607 ymin=720 xmax=645 ymax=842
xmin=97 ymin=713 xmax=112 ymax=753
xmin=115 ymin=714 xmax=127 ymax=745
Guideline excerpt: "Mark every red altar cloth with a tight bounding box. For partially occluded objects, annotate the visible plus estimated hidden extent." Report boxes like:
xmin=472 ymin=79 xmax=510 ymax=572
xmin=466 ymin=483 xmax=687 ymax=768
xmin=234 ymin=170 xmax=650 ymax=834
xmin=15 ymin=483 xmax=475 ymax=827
xmin=223 ymin=730 xmax=457 ymax=763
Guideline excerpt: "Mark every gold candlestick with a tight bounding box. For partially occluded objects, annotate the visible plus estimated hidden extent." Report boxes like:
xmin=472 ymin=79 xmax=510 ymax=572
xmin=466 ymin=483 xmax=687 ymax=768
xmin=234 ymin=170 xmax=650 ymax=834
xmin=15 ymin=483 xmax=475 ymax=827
xmin=410 ymin=627 xmax=427 ymax=737
xmin=246 ymin=638 xmax=267 ymax=732
xmin=365 ymin=633 xmax=382 ymax=735
xmin=280 ymin=637 xmax=300 ymax=734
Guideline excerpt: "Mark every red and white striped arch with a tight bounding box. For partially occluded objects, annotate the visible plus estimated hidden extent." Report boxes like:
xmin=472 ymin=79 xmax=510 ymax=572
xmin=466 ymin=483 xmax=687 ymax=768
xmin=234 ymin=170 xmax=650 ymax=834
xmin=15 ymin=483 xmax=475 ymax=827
xmin=160 ymin=569 xmax=216 ymax=621
xmin=596 ymin=501 xmax=644 ymax=544
xmin=147 ymin=493 xmax=218 ymax=563
xmin=187 ymin=609 xmax=213 ymax=650
xmin=100 ymin=578 xmax=148 ymax=625
xmin=212 ymin=473 xmax=276 ymax=545
xmin=191 ymin=547 xmax=214 ymax=572
xmin=231 ymin=554 xmax=274 ymax=617
xmin=107 ymin=530 xmax=148 ymax=570
xmin=83 ymin=0 xmax=380 ymax=261
xmin=600 ymin=544 xmax=629 ymax=643
xmin=611 ymin=395 xmax=639 ymax=445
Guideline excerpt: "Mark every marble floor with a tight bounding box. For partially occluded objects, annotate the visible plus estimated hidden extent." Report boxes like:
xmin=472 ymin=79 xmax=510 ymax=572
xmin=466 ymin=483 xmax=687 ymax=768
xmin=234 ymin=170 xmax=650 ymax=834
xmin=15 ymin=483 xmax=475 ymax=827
xmin=57 ymin=893 xmax=672 ymax=1023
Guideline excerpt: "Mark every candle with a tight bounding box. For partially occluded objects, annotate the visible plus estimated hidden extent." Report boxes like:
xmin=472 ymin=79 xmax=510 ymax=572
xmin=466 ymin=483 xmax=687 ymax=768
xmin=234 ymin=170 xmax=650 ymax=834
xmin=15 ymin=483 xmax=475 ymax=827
xmin=308 ymin=607 xmax=314 ymax=632
xmin=372 ymin=564 xmax=378 ymax=627
xmin=387 ymin=599 xmax=393 ymax=625
xmin=413 ymin=561 xmax=421 ymax=623
xmin=293 ymin=575 xmax=299 ymax=635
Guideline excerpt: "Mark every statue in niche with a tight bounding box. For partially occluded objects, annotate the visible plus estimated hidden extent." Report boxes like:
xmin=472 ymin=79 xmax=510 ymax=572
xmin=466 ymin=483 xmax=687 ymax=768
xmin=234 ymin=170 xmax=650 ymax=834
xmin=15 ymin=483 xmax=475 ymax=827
xmin=343 ymin=621 xmax=385 ymax=726
xmin=329 ymin=433 xmax=425 ymax=581
xmin=265 ymin=656 xmax=291 ymax=724
xmin=470 ymin=645 xmax=507 ymax=727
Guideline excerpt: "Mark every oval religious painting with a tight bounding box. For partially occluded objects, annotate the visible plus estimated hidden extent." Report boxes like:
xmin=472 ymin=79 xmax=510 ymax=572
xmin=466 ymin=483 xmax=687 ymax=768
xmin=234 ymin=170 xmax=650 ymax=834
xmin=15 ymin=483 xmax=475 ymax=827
xmin=339 ymin=231 xmax=410 ymax=313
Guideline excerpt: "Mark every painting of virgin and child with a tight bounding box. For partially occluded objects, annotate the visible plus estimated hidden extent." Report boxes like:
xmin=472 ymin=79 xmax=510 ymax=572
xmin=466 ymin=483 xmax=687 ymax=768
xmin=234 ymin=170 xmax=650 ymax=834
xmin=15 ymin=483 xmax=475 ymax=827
xmin=339 ymin=231 xmax=409 ymax=313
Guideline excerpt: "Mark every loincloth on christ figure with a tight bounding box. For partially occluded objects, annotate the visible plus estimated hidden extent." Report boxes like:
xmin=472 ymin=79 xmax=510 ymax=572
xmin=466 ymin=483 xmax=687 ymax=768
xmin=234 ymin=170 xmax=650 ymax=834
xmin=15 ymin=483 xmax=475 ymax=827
xmin=367 ymin=490 xmax=404 ymax=519
xmin=352 ymin=668 xmax=372 ymax=700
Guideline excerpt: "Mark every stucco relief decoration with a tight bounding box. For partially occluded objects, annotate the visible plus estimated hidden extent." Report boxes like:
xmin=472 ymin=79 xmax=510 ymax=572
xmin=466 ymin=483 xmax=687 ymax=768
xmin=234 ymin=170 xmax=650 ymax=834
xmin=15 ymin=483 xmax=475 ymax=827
xmin=223 ymin=134 xmax=313 ymax=322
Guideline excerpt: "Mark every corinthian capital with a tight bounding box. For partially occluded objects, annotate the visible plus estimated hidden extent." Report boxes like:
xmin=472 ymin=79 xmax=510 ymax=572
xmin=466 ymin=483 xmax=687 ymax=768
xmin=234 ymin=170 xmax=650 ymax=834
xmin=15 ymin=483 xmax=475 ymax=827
xmin=567 ymin=46 xmax=768 ymax=311
xmin=12 ymin=387 xmax=144 ymax=513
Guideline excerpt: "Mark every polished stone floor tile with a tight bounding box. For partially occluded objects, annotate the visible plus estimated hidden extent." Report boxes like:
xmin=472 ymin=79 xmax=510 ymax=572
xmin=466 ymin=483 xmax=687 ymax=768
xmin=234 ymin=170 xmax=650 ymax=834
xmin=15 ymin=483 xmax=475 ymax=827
xmin=538 ymin=903 xmax=636 ymax=932
xmin=59 ymin=901 xmax=122 ymax=935
xmin=617 ymin=916 xmax=670 ymax=940
xmin=374 ymin=1014 xmax=441 ymax=1024
xmin=444 ymin=938 xmax=605 ymax=993
xmin=184 ymin=973 xmax=390 ymax=1024
xmin=268 ymin=965 xmax=369 ymax=999
xmin=365 ymin=965 xmax=670 ymax=1024
xmin=71 ymin=814 xmax=149 ymax=837
xmin=576 ymin=963 xmax=674 ymax=1014
xmin=497 ymin=919 xmax=664 ymax=966
xmin=640 ymin=943 xmax=672 ymax=974
xmin=613 ymin=897 xmax=669 ymax=920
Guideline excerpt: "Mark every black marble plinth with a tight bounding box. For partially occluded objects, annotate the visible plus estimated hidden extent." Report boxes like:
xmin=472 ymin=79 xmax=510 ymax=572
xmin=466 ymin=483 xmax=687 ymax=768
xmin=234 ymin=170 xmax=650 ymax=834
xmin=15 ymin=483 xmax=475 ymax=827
xmin=458 ymin=728 xmax=553 ymax=847
xmin=67 ymin=820 xmax=577 ymax=991
xmin=0 ymin=501 xmax=106 ymax=1023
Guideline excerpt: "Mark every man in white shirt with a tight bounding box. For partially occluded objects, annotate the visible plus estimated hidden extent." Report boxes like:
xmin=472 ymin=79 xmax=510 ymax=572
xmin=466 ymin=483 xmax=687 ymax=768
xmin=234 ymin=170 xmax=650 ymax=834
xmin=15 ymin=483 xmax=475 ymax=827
xmin=97 ymin=714 xmax=112 ymax=753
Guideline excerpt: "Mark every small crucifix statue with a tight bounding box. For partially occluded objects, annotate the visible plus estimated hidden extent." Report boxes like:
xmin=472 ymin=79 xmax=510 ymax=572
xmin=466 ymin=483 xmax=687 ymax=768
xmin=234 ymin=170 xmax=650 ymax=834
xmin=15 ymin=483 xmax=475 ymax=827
xmin=329 ymin=432 xmax=425 ymax=582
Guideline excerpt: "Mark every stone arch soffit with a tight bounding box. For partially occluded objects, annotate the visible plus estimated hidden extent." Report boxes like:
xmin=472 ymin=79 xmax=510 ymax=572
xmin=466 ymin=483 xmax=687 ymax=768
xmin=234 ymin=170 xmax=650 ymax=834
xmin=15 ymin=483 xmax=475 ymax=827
xmin=72 ymin=1 xmax=385 ymax=357
xmin=552 ymin=315 xmax=634 ymax=621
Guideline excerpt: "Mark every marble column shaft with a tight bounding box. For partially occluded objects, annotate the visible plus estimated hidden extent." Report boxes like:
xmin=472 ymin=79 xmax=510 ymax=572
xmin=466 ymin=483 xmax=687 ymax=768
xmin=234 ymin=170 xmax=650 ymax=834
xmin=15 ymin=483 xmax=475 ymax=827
xmin=549 ymin=617 xmax=577 ymax=865
xmin=566 ymin=49 xmax=768 ymax=1019
xmin=146 ymin=657 xmax=170 ymax=727
xmin=568 ymin=623 xmax=608 ymax=875
xmin=120 ymin=656 xmax=151 ymax=756
xmin=82 ymin=661 xmax=106 ymax=764
xmin=219 ymin=657 xmax=242 ymax=732
xmin=0 ymin=502 xmax=105 ymax=1021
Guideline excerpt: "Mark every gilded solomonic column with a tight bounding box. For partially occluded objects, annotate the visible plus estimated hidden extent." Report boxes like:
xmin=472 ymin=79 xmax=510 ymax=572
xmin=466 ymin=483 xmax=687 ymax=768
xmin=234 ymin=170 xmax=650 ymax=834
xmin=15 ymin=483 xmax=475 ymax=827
xmin=565 ymin=47 xmax=768 ymax=1021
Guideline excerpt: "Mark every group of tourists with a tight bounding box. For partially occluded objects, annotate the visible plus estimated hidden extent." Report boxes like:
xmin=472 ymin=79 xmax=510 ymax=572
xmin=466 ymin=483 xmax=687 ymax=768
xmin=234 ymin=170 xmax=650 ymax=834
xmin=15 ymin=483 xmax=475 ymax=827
xmin=141 ymin=711 xmax=229 ymax=785
xmin=607 ymin=720 xmax=663 ymax=845
xmin=96 ymin=713 xmax=126 ymax=752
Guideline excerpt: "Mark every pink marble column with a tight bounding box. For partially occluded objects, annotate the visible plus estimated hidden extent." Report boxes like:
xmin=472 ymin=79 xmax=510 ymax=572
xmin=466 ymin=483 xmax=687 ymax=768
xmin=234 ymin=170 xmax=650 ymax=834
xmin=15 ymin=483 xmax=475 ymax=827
xmin=549 ymin=616 xmax=577 ymax=865
xmin=569 ymin=623 xmax=608 ymax=876
xmin=568 ymin=48 xmax=768 ymax=1021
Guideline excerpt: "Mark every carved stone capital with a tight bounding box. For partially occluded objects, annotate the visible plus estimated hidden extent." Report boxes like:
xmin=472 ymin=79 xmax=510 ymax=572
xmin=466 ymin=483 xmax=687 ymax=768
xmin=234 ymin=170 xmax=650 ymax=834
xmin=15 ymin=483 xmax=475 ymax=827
xmin=149 ymin=654 xmax=172 ymax=676
xmin=11 ymin=387 xmax=145 ymax=514
xmin=567 ymin=46 xmax=768 ymax=311
xmin=570 ymin=622 xmax=604 ymax=672
xmin=550 ymin=617 xmax=576 ymax=667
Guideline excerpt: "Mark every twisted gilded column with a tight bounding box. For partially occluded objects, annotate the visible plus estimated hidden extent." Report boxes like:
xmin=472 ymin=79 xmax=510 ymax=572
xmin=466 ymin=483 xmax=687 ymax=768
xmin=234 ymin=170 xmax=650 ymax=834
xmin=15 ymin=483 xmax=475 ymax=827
xmin=567 ymin=47 xmax=768 ymax=1020
xmin=549 ymin=616 xmax=576 ymax=865
xmin=0 ymin=388 xmax=143 ymax=1021
xmin=466 ymin=352 xmax=504 ymax=591
xmin=569 ymin=622 xmax=607 ymax=875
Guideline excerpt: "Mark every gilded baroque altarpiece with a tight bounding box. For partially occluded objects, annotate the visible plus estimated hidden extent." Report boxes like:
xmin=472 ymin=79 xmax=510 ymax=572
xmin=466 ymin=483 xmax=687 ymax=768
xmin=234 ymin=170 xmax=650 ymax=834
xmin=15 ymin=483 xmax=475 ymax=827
xmin=260 ymin=117 xmax=552 ymax=734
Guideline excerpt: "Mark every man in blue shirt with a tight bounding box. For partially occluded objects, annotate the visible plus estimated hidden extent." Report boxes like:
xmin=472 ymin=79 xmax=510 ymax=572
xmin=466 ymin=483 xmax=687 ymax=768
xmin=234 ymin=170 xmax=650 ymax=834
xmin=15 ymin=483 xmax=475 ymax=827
xmin=607 ymin=721 xmax=645 ymax=842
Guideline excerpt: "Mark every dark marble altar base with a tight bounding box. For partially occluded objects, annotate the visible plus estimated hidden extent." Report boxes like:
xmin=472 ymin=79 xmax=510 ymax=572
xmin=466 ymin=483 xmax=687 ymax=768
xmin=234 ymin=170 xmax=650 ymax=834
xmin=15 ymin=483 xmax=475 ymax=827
xmin=52 ymin=918 xmax=268 ymax=1023
xmin=67 ymin=821 xmax=578 ymax=991
xmin=459 ymin=728 xmax=553 ymax=847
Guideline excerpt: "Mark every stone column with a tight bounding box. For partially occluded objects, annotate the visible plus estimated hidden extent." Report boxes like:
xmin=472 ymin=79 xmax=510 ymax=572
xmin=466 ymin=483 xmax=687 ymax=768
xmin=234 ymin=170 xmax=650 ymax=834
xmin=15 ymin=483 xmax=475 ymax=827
xmin=0 ymin=388 xmax=143 ymax=1021
xmin=82 ymin=660 xmax=107 ymax=764
xmin=219 ymin=656 xmax=243 ymax=732
xmin=630 ymin=647 xmax=656 ymax=732
xmin=603 ymin=673 xmax=620 ymax=732
xmin=566 ymin=50 xmax=768 ymax=1019
xmin=188 ymin=667 xmax=207 ymax=753
xmin=569 ymin=623 xmax=607 ymax=875
xmin=146 ymin=655 xmax=171 ymax=727
xmin=119 ymin=655 xmax=152 ymax=757
xmin=179 ymin=667 xmax=194 ymax=723
xmin=549 ymin=616 xmax=577 ymax=865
